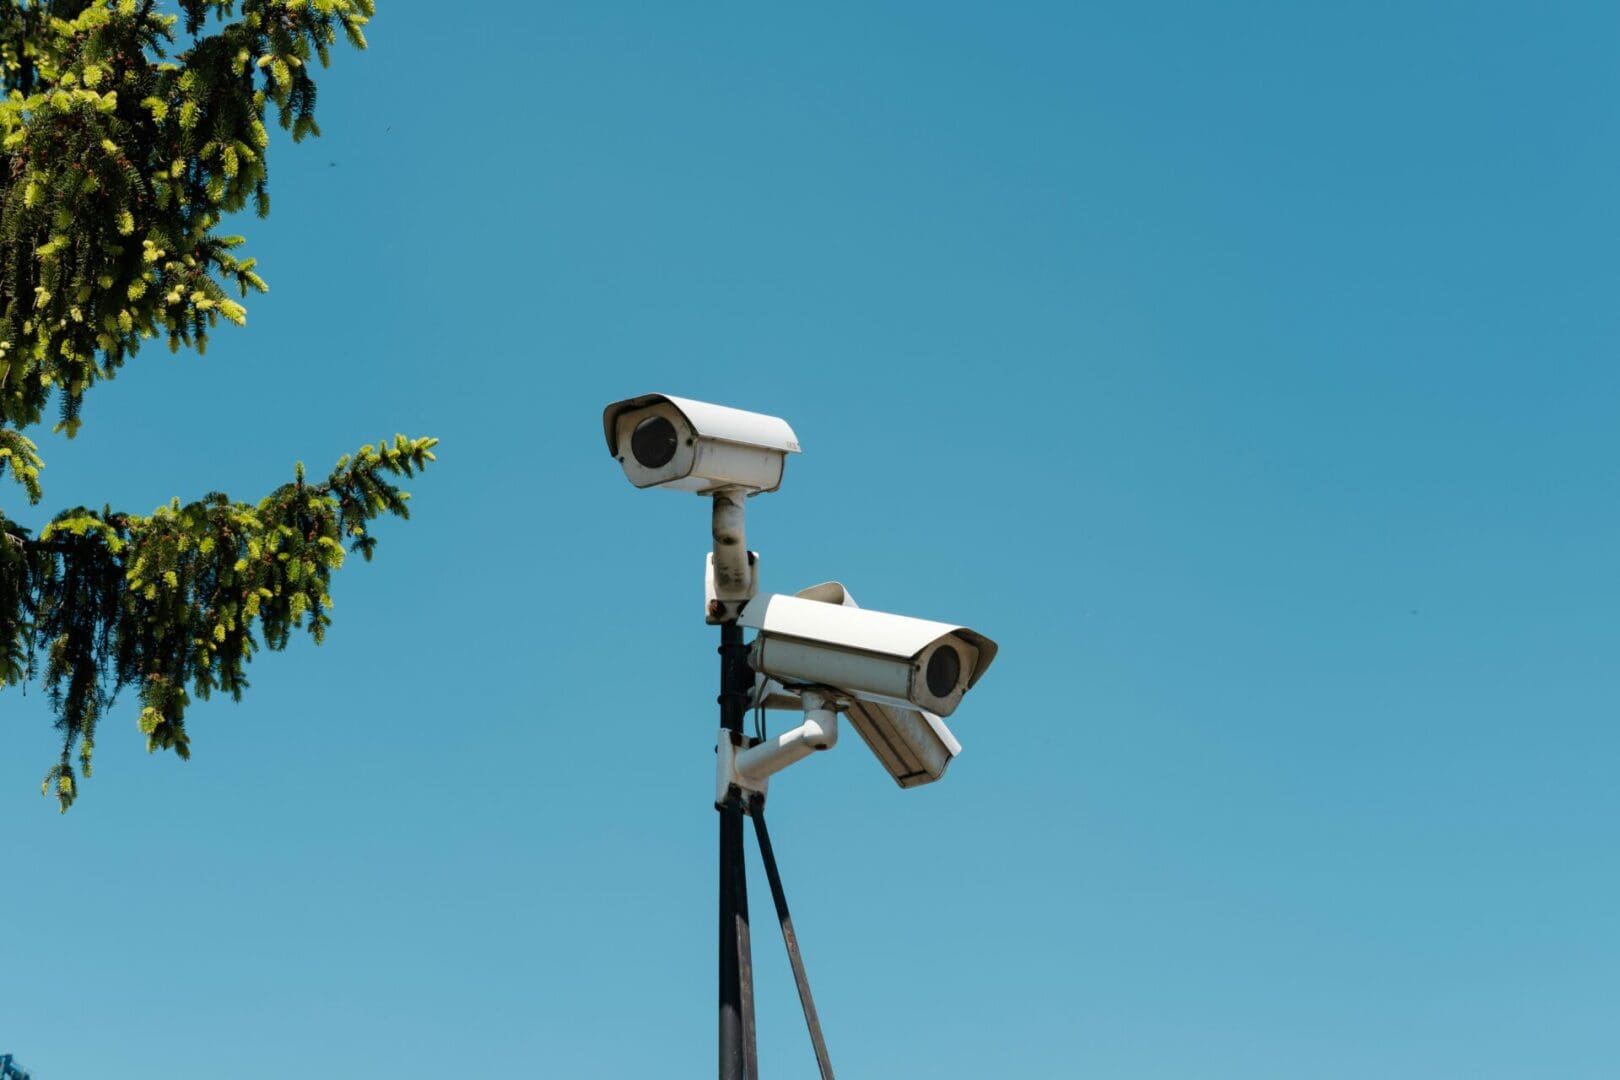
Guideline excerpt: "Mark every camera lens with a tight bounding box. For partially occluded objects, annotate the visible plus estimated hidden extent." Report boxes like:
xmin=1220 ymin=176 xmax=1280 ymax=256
xmin=926 ymin=645 xmax=962 ymax=698
xmin=630 ymin=416 xmax=679 ymax=469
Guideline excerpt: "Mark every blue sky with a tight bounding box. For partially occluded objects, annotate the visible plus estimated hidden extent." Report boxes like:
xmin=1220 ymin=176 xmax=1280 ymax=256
xmin=4 ymin=2 xmax=1619 ymax=1076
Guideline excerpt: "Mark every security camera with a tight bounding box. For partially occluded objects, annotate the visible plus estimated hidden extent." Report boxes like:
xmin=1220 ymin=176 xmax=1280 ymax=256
xmin=602 ymin=393 xmax=801 ymax=495
xmin=747 ymin=583 xmax=978 ymax=788
xmin=739 ymin=593 xmax=997 ymax=719
xmin=752 ymin=673 xmax=964 ymax=789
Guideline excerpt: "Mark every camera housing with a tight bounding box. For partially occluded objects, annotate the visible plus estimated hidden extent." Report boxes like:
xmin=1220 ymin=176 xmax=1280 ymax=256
xmin=739 ymin=592 xmax=997 ymax=718
xmin=844 ymin=697 xmax=961 ymax=789
xmin=603 ymin=394 xmax=801 ymax=495
xmin=748 ymin=582 xmax=982 ymax=788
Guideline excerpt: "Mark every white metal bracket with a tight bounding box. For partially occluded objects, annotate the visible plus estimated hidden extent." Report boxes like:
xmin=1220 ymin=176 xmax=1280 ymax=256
xmin=705 ymin=550 xmax=759 ymax=624
xmin=705 ymin=489 xmax=759 ymax=624
xmin=714 ymin=691 xmax=840 ymax=811
xmin=716 ymin=728 xmax=766 ymax=809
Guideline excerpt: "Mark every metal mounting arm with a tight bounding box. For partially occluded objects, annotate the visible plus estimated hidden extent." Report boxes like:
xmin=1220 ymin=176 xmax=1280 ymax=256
xmin=737 ymin=690 xmax=838 ymax=784
xmin=717 ymin=691 xmax=840 ymax=807
xmin=707 ymin=490 xmax=758 ymax=623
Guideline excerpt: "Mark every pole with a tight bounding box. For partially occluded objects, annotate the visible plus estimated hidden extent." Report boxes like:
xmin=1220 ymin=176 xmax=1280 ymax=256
xmin=718 ymin=621 xmax=758 ymax=1079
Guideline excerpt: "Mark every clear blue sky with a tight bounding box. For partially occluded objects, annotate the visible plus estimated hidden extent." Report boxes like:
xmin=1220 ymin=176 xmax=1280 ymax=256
xmin=4 ymin=2 xmax=1619 ymax=1076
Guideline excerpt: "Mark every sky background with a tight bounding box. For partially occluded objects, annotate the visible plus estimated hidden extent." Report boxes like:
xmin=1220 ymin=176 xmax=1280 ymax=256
xmin=4 ymin=1 xmax=1619 ymax=1076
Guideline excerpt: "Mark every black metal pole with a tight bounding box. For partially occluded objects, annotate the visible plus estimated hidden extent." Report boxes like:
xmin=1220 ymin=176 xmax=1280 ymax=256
xmin=718 ymin=621 xmax=758 ymax=1080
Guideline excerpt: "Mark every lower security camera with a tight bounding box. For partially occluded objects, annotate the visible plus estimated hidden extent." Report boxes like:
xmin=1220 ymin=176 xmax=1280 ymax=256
xmin=747 ymin=583 xmax=982 ymax=789
xmin=738 ymin=593 xmax=997 ymax=718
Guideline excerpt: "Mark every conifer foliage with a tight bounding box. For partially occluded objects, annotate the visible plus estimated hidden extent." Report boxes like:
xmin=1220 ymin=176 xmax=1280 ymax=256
xmin=0 ymin=1 xmax=436 ymax=809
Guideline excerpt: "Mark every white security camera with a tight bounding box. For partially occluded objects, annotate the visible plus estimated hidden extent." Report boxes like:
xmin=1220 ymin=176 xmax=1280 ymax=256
xmin=602 ymin=394 xmax=801 ymax=495
xmin=746 ymin=582 xmax=978 ymax=789
xmin=739 ymin=593 xmax=997 ymax=719
xmin=750 ymin=678 xmax=962 ymax=788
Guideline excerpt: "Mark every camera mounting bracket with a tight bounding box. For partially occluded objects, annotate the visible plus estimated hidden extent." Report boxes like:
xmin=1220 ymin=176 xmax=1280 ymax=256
xmin=716 ymin=690 xmax=840 ymax=809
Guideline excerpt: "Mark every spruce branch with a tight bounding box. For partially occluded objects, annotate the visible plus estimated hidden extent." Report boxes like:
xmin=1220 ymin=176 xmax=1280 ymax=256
xmin=0 ymin=4 xmax=434 ymax=812
xmin=8 ymin=434 xmax=436 ymax=811
xmin=0 ymin=0 xmax=376 ymax=433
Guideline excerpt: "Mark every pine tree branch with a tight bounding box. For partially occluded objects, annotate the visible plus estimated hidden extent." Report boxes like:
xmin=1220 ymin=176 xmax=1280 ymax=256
xmin=4 ymin=433 xmax=436 ymax=811
xmin=0 ymin=0 xmax=376 ymax=433
xmin=0 ymin=4 xmax=432 ymax=814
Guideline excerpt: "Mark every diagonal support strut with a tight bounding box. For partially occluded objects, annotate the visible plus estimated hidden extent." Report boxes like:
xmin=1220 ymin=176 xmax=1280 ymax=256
xmin=749 ymin=795 xmax=836 ymax=1080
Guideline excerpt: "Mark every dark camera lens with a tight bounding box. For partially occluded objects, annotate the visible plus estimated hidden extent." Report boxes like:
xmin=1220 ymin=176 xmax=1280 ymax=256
xmin=630 ymin=416 xmax=679 ymax=469
xmin=926 ymin=645 xmax=962 ymax=698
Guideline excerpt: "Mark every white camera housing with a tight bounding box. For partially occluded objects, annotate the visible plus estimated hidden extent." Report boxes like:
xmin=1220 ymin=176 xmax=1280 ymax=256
xmin=603 ymin=393 xmax=801 ymax=495
xmin=748 ymin=582 xmax=979 ymax=789
xmin=739 ymin=592 xmax=997 ymax=719
xmin=845 ymin=696 xmax=961 ymax=790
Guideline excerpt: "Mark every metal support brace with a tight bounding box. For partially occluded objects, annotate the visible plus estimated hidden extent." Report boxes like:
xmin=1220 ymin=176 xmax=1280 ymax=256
xmin=750 ymin=796 xmax=836 ymax=1080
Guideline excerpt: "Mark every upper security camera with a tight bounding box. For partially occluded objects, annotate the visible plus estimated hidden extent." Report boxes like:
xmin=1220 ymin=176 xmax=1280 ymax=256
xmin=603 ymin=394 xmax=802 ymax=495
xmin=739 ymin=593 xmax=997 ymax=718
